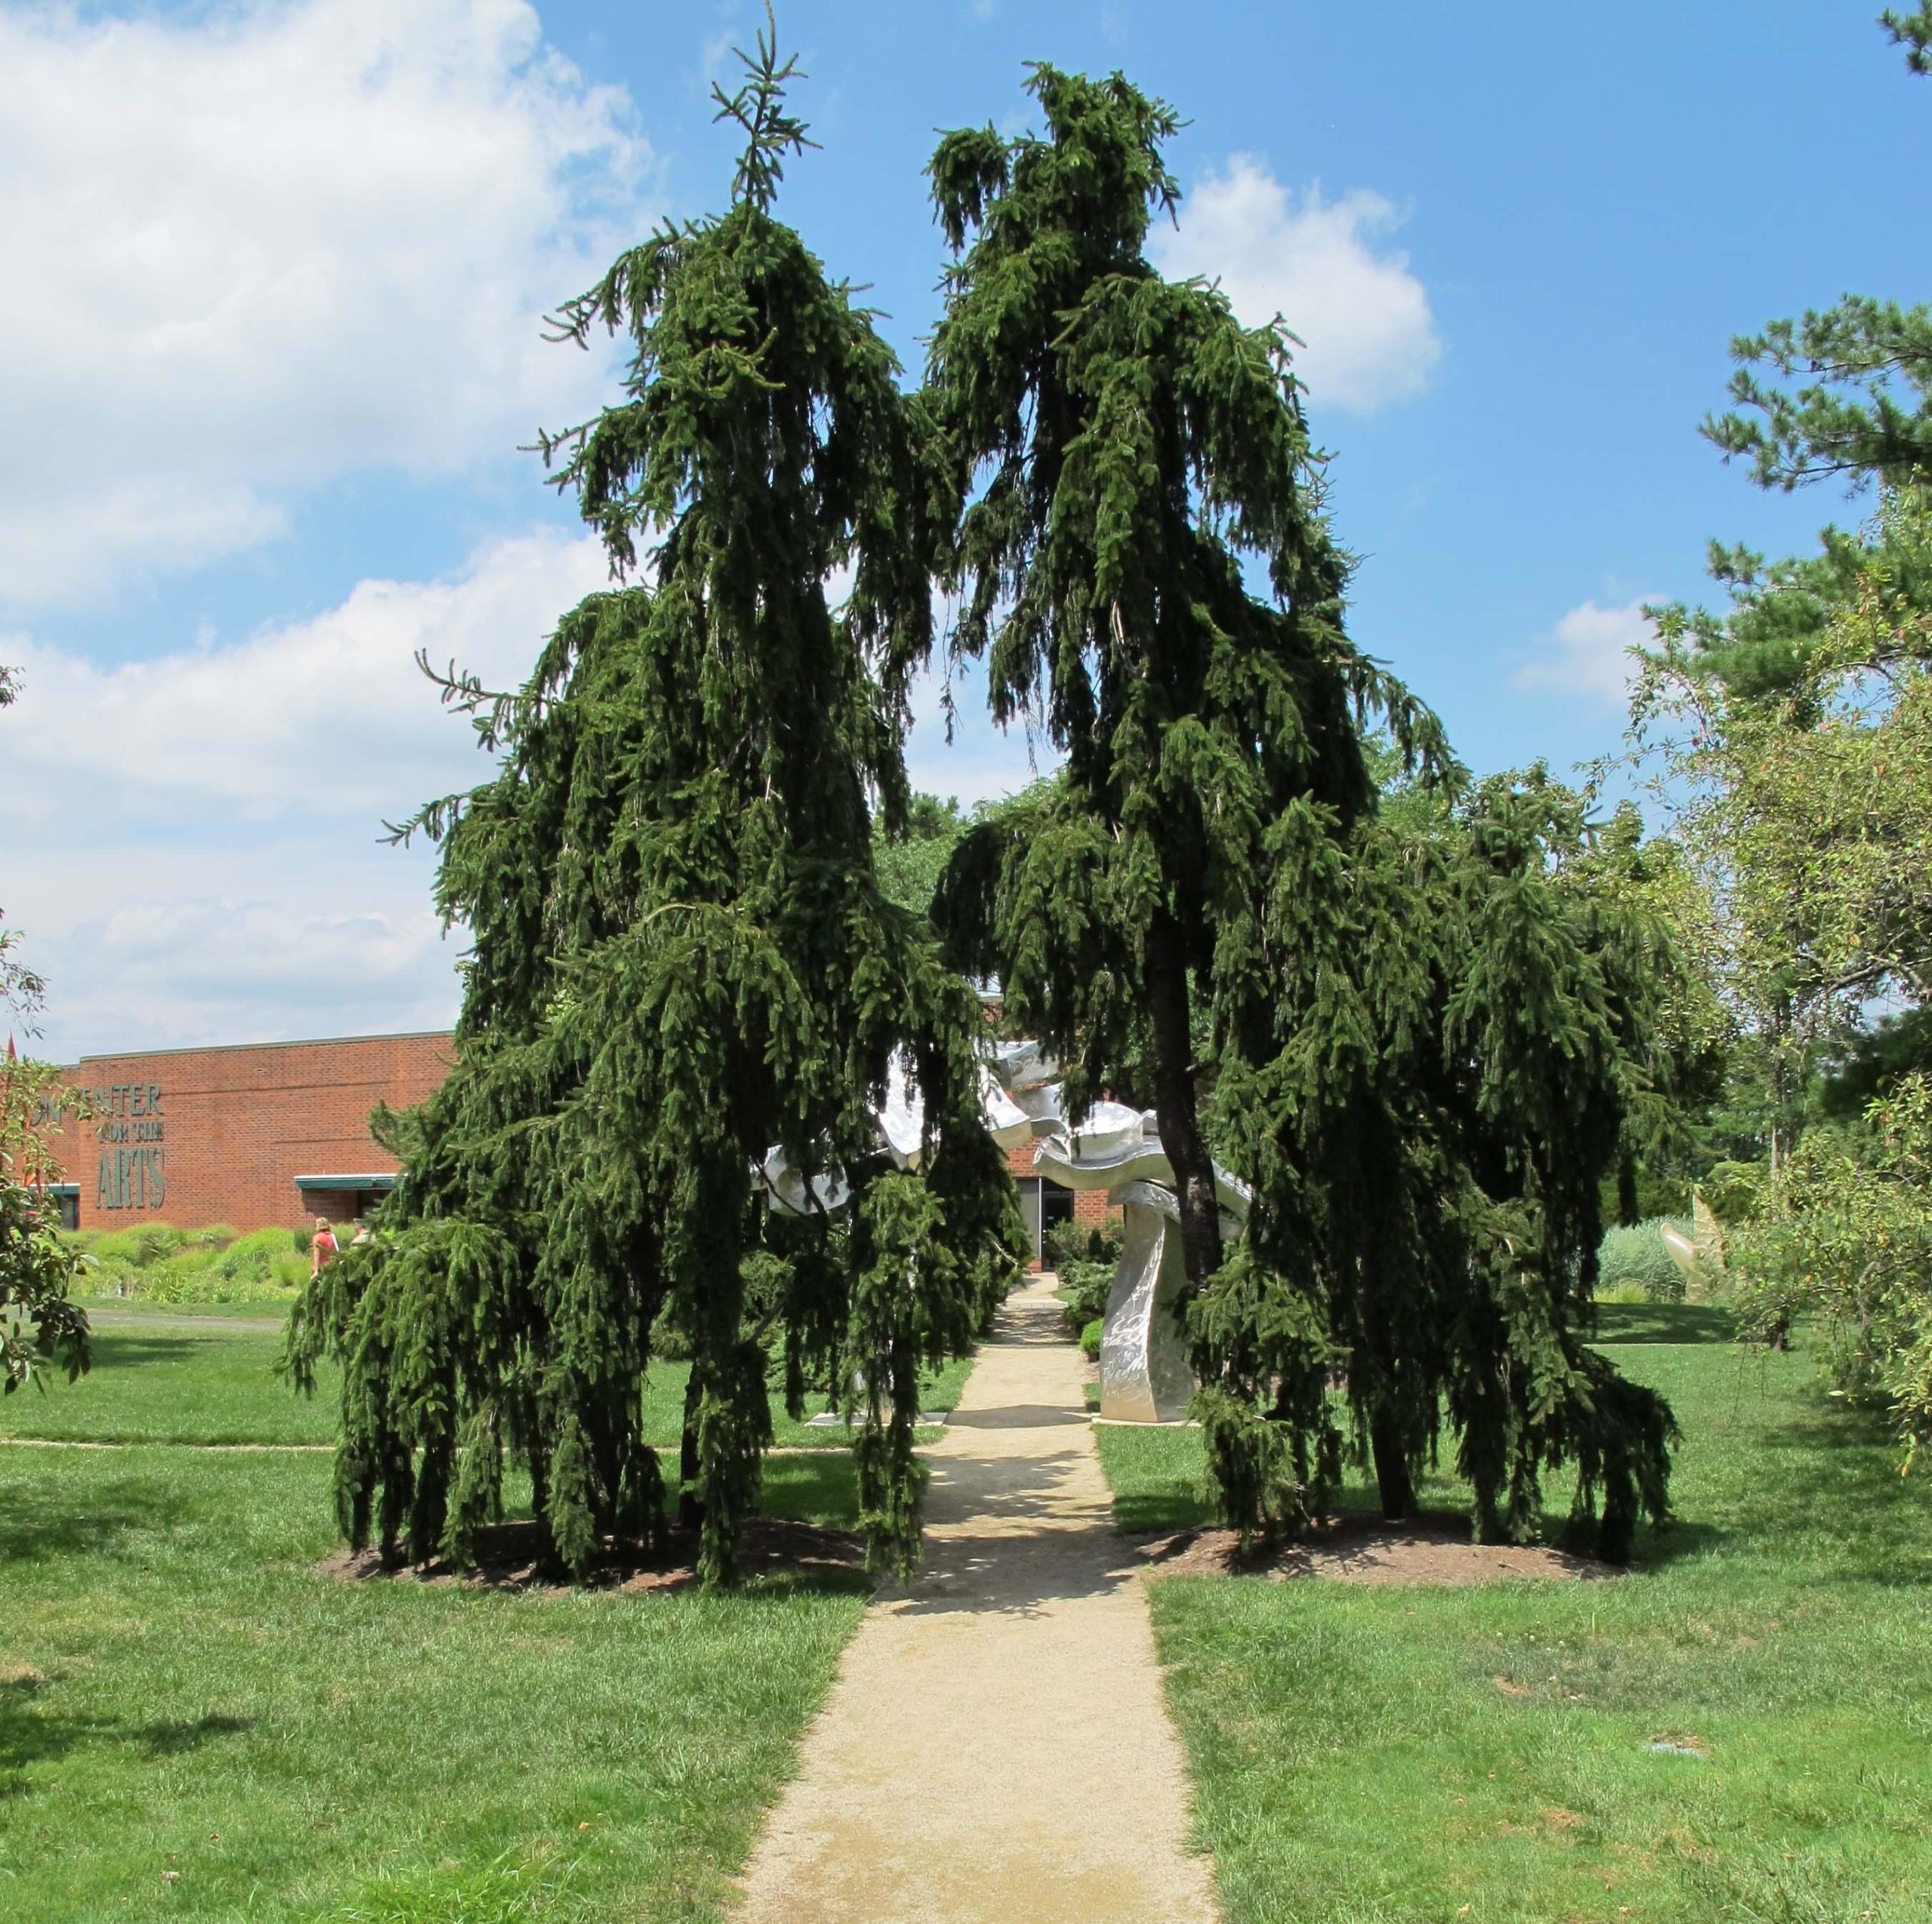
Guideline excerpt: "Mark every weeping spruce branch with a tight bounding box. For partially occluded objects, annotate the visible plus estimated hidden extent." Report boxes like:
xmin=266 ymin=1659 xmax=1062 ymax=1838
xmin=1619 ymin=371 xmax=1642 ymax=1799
xmin=928 ymin=66 xmax=1680 ymax=1562
xmin=288 ymin=30 xmax=1021 ymax=1589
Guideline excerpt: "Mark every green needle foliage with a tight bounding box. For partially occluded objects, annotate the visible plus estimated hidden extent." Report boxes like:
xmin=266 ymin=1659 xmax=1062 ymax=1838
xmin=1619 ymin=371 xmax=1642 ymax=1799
xmin=288 ymin=24 xmax=1021 ymax=1589
xmin=925 ymin=64 xmax=1450 ymax=1292
xmin=926 ymin=67 xmax=1678 ymax=1561
xmin=1702 ymin=9 xmax=1932 ymax=495
xmin=1197 ymin=768 xmax=1685 ymax=1562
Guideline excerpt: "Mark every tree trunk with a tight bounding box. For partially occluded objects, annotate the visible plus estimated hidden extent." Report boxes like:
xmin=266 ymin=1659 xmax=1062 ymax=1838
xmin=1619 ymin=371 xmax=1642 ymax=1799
xmin=1357 ymin=1238 xmax=1417 ymax=1520
xmin=678 ymin=1368 xmax=703 ymax=1531
xmin=1370 ymin=1407 xmax=1417 ymax=1521
xmin=1143 ymin=902 xmax=1223 ymax=1291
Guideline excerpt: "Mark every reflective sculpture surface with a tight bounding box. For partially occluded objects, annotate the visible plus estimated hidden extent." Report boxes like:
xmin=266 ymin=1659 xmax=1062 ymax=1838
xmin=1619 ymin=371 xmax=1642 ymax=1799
xmin=1033 ymin=1103 xmax=1247 ymax=1423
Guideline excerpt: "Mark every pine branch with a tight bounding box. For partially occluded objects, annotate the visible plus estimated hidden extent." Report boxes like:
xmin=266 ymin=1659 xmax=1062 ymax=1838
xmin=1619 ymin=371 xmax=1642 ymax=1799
xmin=711 ymin=3 xmax=818 ymax=212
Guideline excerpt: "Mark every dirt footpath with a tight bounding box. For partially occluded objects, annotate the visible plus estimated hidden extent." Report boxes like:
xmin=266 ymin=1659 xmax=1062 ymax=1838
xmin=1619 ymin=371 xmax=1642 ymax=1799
xmin=732 ymin=1273 xmax=1218 ymax=1924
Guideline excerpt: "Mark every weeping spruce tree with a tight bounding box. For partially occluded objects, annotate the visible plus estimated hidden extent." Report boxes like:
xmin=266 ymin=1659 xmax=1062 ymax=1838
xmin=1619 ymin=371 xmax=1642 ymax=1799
xmin=289 ymin=30 xmax=1020 ymax=1588
xmin=928 ymin=66 xmax=1678 ymax=1560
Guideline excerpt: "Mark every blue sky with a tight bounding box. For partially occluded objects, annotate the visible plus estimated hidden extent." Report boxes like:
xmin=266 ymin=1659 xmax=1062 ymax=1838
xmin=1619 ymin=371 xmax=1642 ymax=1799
xmin=2 ymin=0 xmax=1926 ymax=1059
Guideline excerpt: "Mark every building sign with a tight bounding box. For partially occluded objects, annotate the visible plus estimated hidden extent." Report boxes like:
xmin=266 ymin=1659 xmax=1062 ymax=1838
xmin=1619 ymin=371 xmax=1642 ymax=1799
xmin=86 ymin=1082 xmax=166 ymax=1212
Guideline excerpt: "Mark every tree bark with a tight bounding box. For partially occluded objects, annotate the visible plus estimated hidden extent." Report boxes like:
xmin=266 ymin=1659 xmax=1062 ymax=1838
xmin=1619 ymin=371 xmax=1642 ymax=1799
xmin=1359 ymin=1241 xmax=1417 ymax=1520
xmin=1369 ymin=1407 xmax=1417 ymax=1520
xmin=1143 ymin=902 xmax=1223 ymax=1292
xmin=678 ymin=1368 xmax=703 ymax=1531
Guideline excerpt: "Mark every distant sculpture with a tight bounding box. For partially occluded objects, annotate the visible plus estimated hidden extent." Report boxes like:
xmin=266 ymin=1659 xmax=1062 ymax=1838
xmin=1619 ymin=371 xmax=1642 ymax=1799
xmin=1660 ymin=1192 xmax=1727 ymax=1300
xmin=1033 ymin=1103 xmax=1247 ymax=1423
xmin=756 ymin=1044 xmax=1246 ymax=1426
xmin=757 ymin=1053 xmax=1035 ymax=1216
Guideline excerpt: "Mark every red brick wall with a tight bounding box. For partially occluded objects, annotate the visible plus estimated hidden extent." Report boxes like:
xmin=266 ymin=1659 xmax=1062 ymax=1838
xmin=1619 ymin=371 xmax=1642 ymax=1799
xmin=43 ymin=1032 xmax=451 ymax=1234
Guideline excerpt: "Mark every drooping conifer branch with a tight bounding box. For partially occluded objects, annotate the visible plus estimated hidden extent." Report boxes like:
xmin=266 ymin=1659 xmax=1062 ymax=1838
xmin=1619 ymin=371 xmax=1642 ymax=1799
xmin=291 ymin=20 xmax=1021 ymax=1588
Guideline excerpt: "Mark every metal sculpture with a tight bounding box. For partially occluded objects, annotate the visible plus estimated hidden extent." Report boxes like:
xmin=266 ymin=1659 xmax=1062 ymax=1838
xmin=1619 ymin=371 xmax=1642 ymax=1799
xmin=1032 ymin=1103 xmax=1247 ymax=1423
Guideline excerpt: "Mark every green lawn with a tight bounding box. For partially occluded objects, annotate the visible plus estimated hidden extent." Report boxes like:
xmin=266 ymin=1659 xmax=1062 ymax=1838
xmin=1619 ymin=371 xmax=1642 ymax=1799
xmin=1100 ymin=1306 xmax=1932 ymax=1922
xmin=0 ymin=1447 xmax=865 ymax=1922
xmin=1 ymin=1306 xmax=973 ymax=1452
xmin=0 ymin=1320 xmax=337 ymax=1446
xmin=0 ymin=1303 xmax=983 ymax=1919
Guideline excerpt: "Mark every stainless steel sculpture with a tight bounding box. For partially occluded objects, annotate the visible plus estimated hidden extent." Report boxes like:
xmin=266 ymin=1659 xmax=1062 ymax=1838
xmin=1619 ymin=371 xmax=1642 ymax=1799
xmin=1033 ymin=1103 xmax=1247 ymax=1423
xmin=755 ymin=1041 xmax=1242 ymax=1425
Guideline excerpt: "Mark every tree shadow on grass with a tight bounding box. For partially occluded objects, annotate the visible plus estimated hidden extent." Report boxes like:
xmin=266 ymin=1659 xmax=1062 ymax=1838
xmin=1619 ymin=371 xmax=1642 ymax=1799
xmin=0 ymin=1477 xmax=187 ymax=1566
xmin=1594 ymin=1302 xmax=1738 ymax=1345
xmin=2 ymin=1677 xmax=252 ymax=1796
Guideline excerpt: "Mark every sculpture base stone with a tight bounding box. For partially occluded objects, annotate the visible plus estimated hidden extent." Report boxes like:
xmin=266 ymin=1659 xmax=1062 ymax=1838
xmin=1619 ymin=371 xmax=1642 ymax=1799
xmin=1097 ymin=1188 xmax=1195 ymax=1424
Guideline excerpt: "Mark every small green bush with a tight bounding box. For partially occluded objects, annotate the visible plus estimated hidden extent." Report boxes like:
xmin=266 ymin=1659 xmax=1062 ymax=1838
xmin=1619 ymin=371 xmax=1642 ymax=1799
xmin=1044 ymin=1218 xmax=1124 ymax=1277
xmin=1060 ymin=1257 xmax=1115 ymax=1335
xmin=1598 ymin=1217 xmax=1692 ymax=1304
xmin=84 ymin=1222 xmax=189 ymax=1268
xmin=1079 ymin=1317 xmax=1103 ymax=1362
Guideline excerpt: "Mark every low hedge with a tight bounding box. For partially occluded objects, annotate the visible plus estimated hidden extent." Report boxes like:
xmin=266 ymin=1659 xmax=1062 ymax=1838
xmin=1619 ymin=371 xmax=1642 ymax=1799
xmin=69 ymin=1221 xmax=309 ymax=1304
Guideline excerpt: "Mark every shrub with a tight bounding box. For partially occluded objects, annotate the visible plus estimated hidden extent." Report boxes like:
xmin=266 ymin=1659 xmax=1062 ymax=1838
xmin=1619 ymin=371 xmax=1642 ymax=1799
xmin=65 ymin=1222 xmax=303 ymax=1303
xmin=1597 ymin=1218 xmax=1691 ymax=1303
xmin=1079 ymin=1317 xmax=1103 ymax=1362
xmin=85 ymin=1222 xmax=188 ymax=1268
xmin=1043 ymin=1218 xmax=1122 ymax=1277
xmin=1060 ymin=1257 xmax=1115 ymax=1335
xmin=211 ymin=1227 xmax=308 ymax=1292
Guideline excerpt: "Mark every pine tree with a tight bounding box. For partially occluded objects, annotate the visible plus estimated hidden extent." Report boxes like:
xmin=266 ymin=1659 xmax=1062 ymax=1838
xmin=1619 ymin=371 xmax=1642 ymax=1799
xmin=926 ymin=67 xmax=1678 ymax=1562
xmin=288 ymin=23 xmax=1021 ymax=1589
xmin=924 ymin=66 xmax=1449 ymax=1299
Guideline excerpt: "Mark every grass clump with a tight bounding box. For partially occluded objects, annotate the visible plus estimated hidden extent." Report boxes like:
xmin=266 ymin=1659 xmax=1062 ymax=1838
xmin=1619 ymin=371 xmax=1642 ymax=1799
xmin=1597 ymin=1216 xmax=1691 ymax=1303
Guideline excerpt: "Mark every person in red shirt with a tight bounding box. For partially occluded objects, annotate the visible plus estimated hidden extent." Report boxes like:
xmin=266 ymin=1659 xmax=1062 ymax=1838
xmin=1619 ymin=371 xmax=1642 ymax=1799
xmin=309 ymin=1216 xmax=339 ymax=1279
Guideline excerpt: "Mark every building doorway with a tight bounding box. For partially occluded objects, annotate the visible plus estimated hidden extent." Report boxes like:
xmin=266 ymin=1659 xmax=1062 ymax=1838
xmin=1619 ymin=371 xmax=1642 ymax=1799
xmin=1014 ymin=1176 xmax=1075 ymax=1268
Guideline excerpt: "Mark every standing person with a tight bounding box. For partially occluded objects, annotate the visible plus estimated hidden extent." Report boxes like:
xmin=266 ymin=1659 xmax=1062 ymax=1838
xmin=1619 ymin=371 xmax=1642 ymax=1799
xmin=309 ymin=1216 xmax=338 ymax=1280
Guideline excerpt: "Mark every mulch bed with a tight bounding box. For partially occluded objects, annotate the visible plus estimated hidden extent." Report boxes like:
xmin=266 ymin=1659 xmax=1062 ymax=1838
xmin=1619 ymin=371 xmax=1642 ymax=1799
xmin=1137 ymin=1510 xmax=1616 ymax=1586
xmin=317 ymin=1516 xmax=868 ymax=1594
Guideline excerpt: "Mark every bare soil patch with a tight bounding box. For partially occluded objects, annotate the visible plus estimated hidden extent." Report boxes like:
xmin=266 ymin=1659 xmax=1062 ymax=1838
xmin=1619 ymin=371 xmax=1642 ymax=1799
xmin=317 ymin=1516 xmax=867 ymax=1594
xmin=1139 ymin=1511 xmax=1615 ymax=1586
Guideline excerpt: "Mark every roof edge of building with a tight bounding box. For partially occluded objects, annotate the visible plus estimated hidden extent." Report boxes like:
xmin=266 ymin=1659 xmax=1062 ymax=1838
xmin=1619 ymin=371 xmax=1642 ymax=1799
xmin=64 ymin=1028 xmax=455 ymax=1068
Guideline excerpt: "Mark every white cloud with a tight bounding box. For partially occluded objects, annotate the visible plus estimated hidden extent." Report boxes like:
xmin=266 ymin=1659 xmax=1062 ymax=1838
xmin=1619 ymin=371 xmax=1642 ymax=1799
xmin=0 ymin=0 xmax=653 ymax=608
xmin=2 ymin=529 xmax=608 ymax=832
xmin=1149 ymin=157 xmax=1440 ymax=413
xmin=0 ymin=526 xmax=1057 ymax=1058
xmin=1514 ymin=596 xmax=1660 ymax=704
xmin=0 ymin=527 xmax=609 ymax=1059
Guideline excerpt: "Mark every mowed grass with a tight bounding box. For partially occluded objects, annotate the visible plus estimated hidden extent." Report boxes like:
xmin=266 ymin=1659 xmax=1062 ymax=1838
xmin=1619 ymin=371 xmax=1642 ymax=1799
xmin=0 ymin=1305 xmax=973 ymax=1452
xmin=0 ymin=1317 xmax=336 ymax=1446
xmin=0 ymin=1449 xmax=865 ymax=1922
xmin=0 ymin=1304 xmax=988 ymax=1919
xmin=1095 ymin=1307 xmax=1932 ymax=1922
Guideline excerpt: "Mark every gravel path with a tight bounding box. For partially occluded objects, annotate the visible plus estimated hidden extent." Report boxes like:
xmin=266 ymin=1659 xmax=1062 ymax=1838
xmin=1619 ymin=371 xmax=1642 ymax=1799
xmin=733 ymin=1273 xmax=1218 ymax=1923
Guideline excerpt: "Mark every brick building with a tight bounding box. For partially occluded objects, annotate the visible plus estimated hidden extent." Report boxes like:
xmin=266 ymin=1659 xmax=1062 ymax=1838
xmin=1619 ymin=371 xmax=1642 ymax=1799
xmin=44 ymin=1031 xmax=451 ymax=1234
xmin=42 ymin=1027 xmax=1098 ymax=1263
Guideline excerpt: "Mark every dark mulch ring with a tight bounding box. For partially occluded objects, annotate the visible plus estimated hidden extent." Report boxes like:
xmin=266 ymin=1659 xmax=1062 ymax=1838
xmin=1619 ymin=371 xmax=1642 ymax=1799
xmin=1137 ymin=1510 xmax=1617 ymax=1586
xmin=317 ymin=1517 xmax=868 ymax=1594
